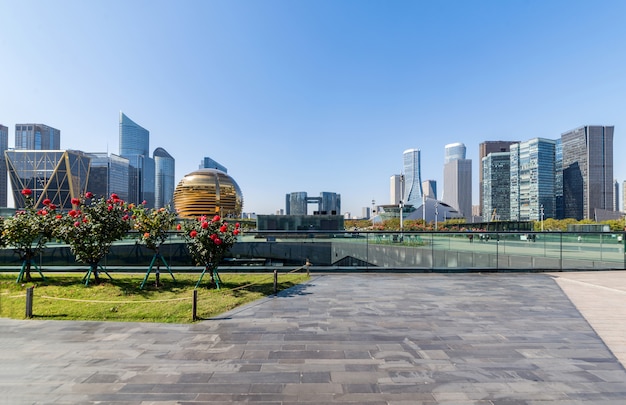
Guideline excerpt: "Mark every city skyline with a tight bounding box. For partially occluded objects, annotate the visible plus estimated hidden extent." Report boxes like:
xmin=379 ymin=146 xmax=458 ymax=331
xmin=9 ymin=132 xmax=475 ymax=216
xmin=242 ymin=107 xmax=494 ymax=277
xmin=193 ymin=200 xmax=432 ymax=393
xmin=2 ymin=1 xmax=626 ymax=216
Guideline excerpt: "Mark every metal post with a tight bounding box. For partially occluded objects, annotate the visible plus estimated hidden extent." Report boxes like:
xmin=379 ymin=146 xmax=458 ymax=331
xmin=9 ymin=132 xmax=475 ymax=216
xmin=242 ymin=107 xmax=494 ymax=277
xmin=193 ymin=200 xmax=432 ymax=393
xmin=25 ymin=286 xmax=34 ymax=318
xmin=273 ymin=269 xmax=278 ymax=294
xmin=192 ymin=290 xmax=198 ymax=321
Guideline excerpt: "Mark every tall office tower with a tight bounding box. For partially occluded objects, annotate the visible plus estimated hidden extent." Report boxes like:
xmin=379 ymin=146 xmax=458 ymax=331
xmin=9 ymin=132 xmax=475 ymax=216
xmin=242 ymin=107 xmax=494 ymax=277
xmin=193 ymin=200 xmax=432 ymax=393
xmin=199 ymin=157 xmax=227 ymax=173
xmin=0 ymin=125 xmax=8 ymax=207
xmin=87 ymin=153 xmax=130 ymax=201
xmin=286 ymin=192 xmax=308 ymax=215
xmin=422 ymin=180 xmax=437 ymax=199
xmin=390 ymin=174 xmax=403 ymax=205
xmin=443 ymin=159 xmax=472 ymax=220
xmin=319 ymin=192 xmax=341 ymax=215
xmin=119 ymin=112 xmax=155 ymax=206
xmin=154 ymin=147 xmax=175 ymax=209
xmin=614 ymin=180 xmax=619 ymax=212
xmin=14 ymin=123 xmax=60 ymax=150
xmin=402 ymin=149 xmax=423 ymax=207
xmin=478 ymin=141 xmax=518 ymax=217
xmin=443 ymin=143 xmax=472 ymax=220
xmin=482 ymin=152 xmax=510 ymax=221
xmin=510 ymin=138 xmax=556 ymax=221
xmin=561 ymin=125 xmax=614 ymax=220
xmin=444 ymin=142 xmax=466 ymax=163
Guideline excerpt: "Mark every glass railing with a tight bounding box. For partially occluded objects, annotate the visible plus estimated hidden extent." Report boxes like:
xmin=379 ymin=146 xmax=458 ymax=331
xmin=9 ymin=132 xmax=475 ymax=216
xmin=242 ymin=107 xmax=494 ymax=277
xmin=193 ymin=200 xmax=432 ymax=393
xmin=0 ymin=231 xmax=624 ymax=271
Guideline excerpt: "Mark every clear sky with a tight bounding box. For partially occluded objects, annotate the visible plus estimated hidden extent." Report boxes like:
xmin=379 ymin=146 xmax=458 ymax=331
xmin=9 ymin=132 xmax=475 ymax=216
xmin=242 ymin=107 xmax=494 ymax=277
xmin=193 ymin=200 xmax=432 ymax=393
xmin=2 ymin=0 xmax=625 ymax=216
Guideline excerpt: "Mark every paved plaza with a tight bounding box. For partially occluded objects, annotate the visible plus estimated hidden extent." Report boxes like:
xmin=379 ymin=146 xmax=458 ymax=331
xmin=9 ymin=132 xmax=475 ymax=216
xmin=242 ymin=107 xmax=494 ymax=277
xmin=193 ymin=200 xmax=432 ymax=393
xmin=1 ymin=271 xmax=626 ymax=404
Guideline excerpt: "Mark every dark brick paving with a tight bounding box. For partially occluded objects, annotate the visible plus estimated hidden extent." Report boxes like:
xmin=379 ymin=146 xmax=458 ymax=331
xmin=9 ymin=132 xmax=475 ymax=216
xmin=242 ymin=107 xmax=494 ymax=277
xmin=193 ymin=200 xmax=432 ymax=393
xmin=1 ymin=273 xmax=626 ymax=404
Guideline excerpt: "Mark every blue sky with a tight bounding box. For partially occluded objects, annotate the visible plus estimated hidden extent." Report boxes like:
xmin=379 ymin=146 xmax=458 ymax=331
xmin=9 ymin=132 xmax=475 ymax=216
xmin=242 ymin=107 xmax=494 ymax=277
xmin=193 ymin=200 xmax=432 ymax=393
xmin=2 ymin=1 xmax=625 ymax=216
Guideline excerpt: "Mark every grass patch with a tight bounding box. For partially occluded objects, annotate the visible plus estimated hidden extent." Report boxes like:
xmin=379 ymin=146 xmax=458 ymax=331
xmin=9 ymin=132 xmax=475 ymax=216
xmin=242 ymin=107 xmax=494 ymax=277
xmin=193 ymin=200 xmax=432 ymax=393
xmin=0 ymin=271 xmax=309 ymax=323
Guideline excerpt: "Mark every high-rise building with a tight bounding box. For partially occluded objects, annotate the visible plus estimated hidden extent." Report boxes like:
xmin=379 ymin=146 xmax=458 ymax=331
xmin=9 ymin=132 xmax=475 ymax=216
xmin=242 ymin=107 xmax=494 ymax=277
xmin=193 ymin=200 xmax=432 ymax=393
xmin=6 ymin=150 xmax=90 ymax=210
xmin=14 ymin=123 xmax=60 ymax=150
xmin=119 ymin=112 xmax=155 ymax=206
xmin=390 ymin=174 xmax=403 ymax=205
xmin=87 ymin=153 xmax=130 ymax=202
xmin=478 ymin=141 xmax=518 ymax=217
xmin=154 ymin=147 xmax=175 ymax=209
xmin=443 ymin=159 xmax=472 ymax=220
xmin=199 ymin=157 xmax=227 ymax=173
xmin=285 ymin=191 xmax=340 ymax=215
xmin=510 ymin=138 xmax=556 ymax=221
xmin=402 ymin=149 xmax=423 ymax=207
xmin=0 ymin=125 xmax=8 ymax=207
xmin=422 ymin=180 xmax=437 ymax=199
xmin=444 ymin=142 xmax=466 ymax=163
xmin=482 ymin=152 xmax=510 ymax=221
xmin=561 ymin=125 xmax=614 ymax=220
xmin=443 ymin=143 xmax=472 ymax=220
xmin=614 ymin=180 xmax=619 ymax=212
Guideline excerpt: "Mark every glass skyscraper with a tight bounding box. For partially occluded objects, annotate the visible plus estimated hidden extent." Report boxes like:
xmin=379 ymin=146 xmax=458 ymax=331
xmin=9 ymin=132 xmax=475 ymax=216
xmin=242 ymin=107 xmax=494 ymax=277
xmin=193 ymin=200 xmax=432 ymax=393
xmin=199 ymin=157 xmax=227 ymax=173
xmin=119 ymin=112 xmax=155 ymax=206
xmin=478 ymin=141 xmax=518 ymax=217
xmin=87 ymin=153 xmax=130 ymax=202
xmin=509 ymin=138 xmax=556 ymax=221
xmin=154 ymin=147 xmax=175 ymax=209
xmin=482 ymin=152 xmax=510 ymax=221
xmin=0 ymin=125 xmax=8 ymax=207
xmin=14 ymin=123 xmax=60 ymax=150
xmin=561 ymin=125 xmax=614 ymax=220
xmin=444 ymin=142 xmax=466 ymax=163
xmin=402 ymin=149 xmax=423 ymax=207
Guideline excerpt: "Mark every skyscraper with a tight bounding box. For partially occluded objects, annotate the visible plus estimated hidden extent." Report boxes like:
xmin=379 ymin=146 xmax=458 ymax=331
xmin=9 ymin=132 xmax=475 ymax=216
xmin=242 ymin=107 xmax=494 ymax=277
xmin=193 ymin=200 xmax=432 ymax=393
xmin=402 ymin=149 xmax=423 ymax=207
xmin=199 ymin=157 xmax=227 ymax=173
xmin=443 ymin=143 xmax=472 ymax=220
xmin=154 ymin=147 xmax=175 ymax=209
xmin=561 ymin=125 xmax=614 ymax=220
xmin=390 ymin=174 xmax=403 ymax=205
xmin=509 ymin=138 xmax=556 ymax=221
xmin=444 ymin=142 xmax=466 ymax=163
xmin=14 ymin=123 xmax=60 ymax=150
xmin=482 ymin=152 xmax=510 ymax=221
xmin=422 ymin=180 xmax=437 ymax=199
xmin=614 ymin=180 xmax=619 ymax=212
xmin=0 ymin=125 xmax=8 ymax=207
xmin=119 ymin=112 xmax=155 ymax=206
xmin=87 ymin=153 xmax=130 ymax=202
xmin=478 ymin=141 xmax=518 ymax=217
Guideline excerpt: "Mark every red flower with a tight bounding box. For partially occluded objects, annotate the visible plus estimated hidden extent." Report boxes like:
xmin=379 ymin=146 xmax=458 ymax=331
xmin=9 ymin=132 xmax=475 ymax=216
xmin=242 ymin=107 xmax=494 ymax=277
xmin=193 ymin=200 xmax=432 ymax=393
xmin=69 ymin=210 xmax=78 ymax=217
xmin=201 ymin=221 xmax=209 ymax=229
xmin=71 ymin=198 xmax=80 ymax=206
xmin=55 ymin=214 xmax=62 ymax=219
xmin=235 ymin=222 xmax=240 ymax=228
xmin=85 ymin=192 xmax=94 ymax=199
xmin=190 ymin=230 xmax=198 ymax=238
xmin=108 ymin=205 xmax=113 ymax=211
xmin=110 ymin=193 xmax=118 ymax=199
xmin=42 ymin=198 xmax=51 ymax=206
xmin=214 ymin=238 xmax=222 ymax=245
xmin=74 ymin=221 xmax=80 ymax=227
xmin=122 ymin=214 xmax=129 ymax=221
xmin=143 ymin=232 xmax=150 ymax=239
xmin=233 ymin=229 xmax=240 ymax=235
xmin=40 ymin=210 xmax=48 ymax=215
xmin=212 ymin=215 xmax=220 ymax=223
xmin=176 ymin=224 xmax=182 ymax=231
xmin=49 ymin=204 xmax=56 ymax=210
xmin=210 ymin=233 xmax=218 ymax=240
xmin=21 ymin=189 xmax=32 ymax=196
xmin=219 ymin=225 xmax=227 ymax=232
xmin=142 ymin=200 xmax=147 ymax=205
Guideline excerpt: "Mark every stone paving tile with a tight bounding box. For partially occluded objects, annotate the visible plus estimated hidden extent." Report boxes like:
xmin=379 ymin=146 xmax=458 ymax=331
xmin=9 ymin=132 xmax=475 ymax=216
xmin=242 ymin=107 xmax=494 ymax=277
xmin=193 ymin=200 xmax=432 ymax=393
xmin=2 ymin=273 xmax=626 ymax=404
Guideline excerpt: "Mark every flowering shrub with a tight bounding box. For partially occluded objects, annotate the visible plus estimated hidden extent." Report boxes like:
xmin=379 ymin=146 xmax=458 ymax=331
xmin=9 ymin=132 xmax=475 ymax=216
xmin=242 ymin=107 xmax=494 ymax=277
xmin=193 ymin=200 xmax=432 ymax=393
xmin=181 ymin=214 xmax=240 ymax=287
xmin=2 ymin=189 xmax=58 ymax=281
xmin=131 ymin=203 xmax=177 ymax=251
xmin=54 ymin=192 xmax=132 ymax=284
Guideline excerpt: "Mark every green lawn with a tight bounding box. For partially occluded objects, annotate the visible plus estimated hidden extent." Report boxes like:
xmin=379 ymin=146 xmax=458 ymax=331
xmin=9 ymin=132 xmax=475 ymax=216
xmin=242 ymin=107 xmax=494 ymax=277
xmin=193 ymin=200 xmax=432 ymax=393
xmin=0 ymin=271 xmax=309 ymax=323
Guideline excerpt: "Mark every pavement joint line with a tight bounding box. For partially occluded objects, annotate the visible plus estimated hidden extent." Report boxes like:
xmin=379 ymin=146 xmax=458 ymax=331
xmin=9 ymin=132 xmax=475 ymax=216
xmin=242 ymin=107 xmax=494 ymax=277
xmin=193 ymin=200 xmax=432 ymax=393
xmin=554 ymin=276 xmax=626 ymax=294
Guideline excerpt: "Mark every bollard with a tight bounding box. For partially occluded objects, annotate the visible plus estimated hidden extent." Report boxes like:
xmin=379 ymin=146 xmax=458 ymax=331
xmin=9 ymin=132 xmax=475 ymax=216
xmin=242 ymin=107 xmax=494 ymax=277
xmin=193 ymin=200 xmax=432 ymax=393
xmin=273 ymin=269 xmax=278 ymax=294
xmin=305 ymin=259 xmax=311 ymax=276
xmin=192 ymin=290 xmax=198 ymax=321
xmin=25 ymin=286 xmax=34 ymax=318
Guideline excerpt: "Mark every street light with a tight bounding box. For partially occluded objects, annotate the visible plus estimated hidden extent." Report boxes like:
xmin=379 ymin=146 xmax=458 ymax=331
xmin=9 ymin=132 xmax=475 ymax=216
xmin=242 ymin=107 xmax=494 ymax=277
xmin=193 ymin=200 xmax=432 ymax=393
xmin=435 ymin=202 xmax=439 ymax=231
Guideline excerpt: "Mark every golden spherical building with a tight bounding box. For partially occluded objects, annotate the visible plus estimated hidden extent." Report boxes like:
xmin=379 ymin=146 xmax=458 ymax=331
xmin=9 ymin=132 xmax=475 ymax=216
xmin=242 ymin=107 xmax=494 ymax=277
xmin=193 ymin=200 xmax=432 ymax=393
xmin=173 ymin=169 xmax=243 ymax=219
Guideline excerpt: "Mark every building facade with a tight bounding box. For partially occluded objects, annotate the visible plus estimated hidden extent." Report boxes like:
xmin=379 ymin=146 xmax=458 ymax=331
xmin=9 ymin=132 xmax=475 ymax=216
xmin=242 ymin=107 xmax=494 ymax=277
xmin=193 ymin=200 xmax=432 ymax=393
xmin=14 ymin=123 xmax=60 ymax=150
xmin=443 ymin=143 xmax=472 ymax=220
xmin=422 ymin=180 xmax=437 ymax=199
xmin=5 ymin=150 xmax=90 ymax=210
xmin=478 ymin=141 xmax=518 ymax=217
xmin=444 ymin=142 xmax=466 ymax=163
xmin=509 ymin=138 xmax=556 ymax=221
xmin=0 ymin=125 xmax=8 ymax=207
xmin=154 ymin=147 xmax=176 ymax=209
xmin=199 ymin=157 xmax=227 ymax=173
xmin=402 ymin=149 xmax=423 ymax=207
xmin=561 ymin=125 xmax=614 ymax=220
xmin=285 ymin=192 xmax=340 ymax=215
xmin=119 ymin=112 xmax=155 ymax=206
xmin=390 ymin=174 xmax=403 ymax=205
xmin=87 ymin=153 xmax=129 ymax=201
xmin=482 ymin=152 xmax=510 ymax=221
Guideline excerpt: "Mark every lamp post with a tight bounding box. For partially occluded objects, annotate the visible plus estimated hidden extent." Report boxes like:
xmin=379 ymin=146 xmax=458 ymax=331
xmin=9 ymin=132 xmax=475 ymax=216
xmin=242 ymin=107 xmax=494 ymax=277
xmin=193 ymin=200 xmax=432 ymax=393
xmin=435 ymin=202 xmax=439 ymax=231
xmin=399 ymin=199 xmax=404 ymax=239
